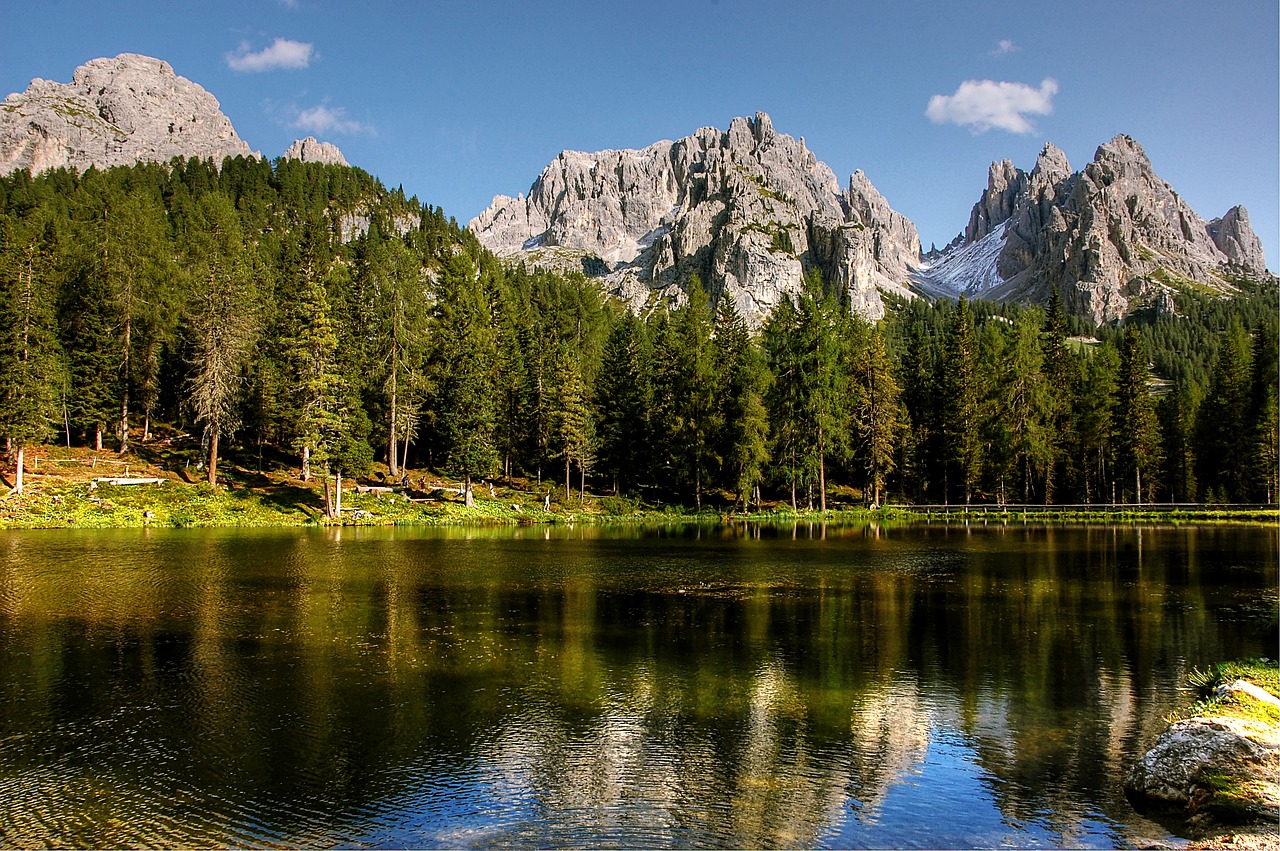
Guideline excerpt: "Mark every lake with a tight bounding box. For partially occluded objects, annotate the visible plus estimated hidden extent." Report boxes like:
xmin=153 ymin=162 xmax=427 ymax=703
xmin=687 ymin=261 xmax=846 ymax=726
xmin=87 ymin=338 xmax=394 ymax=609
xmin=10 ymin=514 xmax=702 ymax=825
xmin=0 ymin=521 xmax=1275 ymax=848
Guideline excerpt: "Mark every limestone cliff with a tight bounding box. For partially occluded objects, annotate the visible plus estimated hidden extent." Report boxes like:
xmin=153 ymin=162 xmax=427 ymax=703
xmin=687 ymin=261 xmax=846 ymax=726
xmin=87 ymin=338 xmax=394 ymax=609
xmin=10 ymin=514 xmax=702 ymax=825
xmin=0 ymin=54 xmax=253 ymax=175
xmin=470 ymin=112 xmax=921 ymax=324
xmin=917 ymin=135 xmax=1270 ymax=323
xmin=282 ymin=136 xmax=348 ymax=167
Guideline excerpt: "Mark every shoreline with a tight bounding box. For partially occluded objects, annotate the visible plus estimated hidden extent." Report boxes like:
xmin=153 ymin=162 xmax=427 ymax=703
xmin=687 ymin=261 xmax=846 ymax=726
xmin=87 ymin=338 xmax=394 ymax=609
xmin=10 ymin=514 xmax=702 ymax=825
xmin=1 ymin=478 xmax=1276 ymax=531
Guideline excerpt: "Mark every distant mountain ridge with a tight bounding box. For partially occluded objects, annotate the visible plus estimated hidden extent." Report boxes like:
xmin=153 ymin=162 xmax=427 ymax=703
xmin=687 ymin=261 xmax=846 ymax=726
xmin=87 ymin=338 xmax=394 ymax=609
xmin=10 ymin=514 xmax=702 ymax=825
xmin=0 ymin=55 xmax=1268 ymax=324
xmin=474 ymin=115 xmax=1271 ymax=324
xmin=470 ymin=112 xmax=922 ymax=325
xmin=0 ymin=53 xmax=345 ymax=175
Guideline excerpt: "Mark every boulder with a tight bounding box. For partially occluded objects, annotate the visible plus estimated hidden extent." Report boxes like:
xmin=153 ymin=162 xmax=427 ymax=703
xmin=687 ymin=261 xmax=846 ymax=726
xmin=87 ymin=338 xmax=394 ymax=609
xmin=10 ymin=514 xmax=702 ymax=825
xmin=1125 ymin=713 xmax=1280 ymax=824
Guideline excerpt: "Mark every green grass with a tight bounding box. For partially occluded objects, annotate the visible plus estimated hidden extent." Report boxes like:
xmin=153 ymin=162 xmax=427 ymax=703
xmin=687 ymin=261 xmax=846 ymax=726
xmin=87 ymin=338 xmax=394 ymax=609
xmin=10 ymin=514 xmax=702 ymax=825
xmin=1167 ymin=658 xmax=1280 ymax=725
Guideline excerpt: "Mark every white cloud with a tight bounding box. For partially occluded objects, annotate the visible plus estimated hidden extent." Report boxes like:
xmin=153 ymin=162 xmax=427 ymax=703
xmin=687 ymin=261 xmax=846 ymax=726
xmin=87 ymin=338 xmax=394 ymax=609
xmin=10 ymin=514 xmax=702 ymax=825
xmin=226 ymin=38 xmax=314 ymax=72
xmin=991 ymin=39 xmax=1018 ymax=56
xmin=925 ymin=78 xmax=1059 ymax=134
xmin=292 ymin=103 xmax=373 ymax=135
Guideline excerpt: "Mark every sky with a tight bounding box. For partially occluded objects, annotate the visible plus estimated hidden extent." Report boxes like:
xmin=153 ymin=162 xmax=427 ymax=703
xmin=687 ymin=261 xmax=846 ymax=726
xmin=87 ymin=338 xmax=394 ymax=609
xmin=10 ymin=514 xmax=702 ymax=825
xmin=3 ymin=0 xmax=1277 ymax=268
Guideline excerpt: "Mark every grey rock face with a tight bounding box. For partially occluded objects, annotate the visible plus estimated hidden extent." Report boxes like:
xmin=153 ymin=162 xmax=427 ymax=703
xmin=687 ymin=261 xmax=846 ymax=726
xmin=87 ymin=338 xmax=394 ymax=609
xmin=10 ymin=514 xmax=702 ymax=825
xmin=0 ymin=54 xmax=253 ymax=175
xmin=1124 ymin=714 xmax=1279 ymax=823
xmin=470 ymin=112 xmax=920 ymax=325
xmin=919 ymin=134 xmax=1271 ymax=323
xmin=282 ymin=137 xmax=348 ymax=167
xmin=1208 ymin=206 xmax=1266 ymax=270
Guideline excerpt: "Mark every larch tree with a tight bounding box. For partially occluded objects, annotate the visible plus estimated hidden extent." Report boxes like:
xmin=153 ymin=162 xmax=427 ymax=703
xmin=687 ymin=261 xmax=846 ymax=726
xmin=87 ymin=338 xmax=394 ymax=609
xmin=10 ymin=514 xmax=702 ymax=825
xmin=182 ymin=194 xmax=258 ymax=487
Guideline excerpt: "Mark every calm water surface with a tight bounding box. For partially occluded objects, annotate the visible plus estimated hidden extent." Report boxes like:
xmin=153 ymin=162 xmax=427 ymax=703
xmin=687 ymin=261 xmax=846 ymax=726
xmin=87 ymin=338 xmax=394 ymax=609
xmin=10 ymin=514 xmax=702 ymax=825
xmin=0 ymin=521 xmax=1275 ymax=848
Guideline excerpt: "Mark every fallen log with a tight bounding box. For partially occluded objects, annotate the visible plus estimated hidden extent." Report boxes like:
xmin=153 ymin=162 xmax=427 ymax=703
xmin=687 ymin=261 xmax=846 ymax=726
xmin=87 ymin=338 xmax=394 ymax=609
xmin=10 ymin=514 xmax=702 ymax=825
xmin=94 ymin=477 xmax=166 ymax=486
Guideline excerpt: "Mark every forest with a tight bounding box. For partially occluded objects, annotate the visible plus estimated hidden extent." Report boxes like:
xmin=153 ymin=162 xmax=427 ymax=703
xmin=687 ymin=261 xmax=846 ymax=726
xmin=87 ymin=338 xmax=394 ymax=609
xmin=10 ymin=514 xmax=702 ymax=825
xmin=0 ymin=157 xmax=1276 ymax=512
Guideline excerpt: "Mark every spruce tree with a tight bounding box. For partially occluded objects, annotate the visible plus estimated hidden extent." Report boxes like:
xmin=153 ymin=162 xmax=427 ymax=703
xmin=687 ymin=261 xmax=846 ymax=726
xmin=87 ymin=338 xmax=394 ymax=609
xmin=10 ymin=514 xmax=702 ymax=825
xmin=430 ymin=250 xmax=498 ymax=505
xmin=852 ymin=324 xmax=902 ymax=507
xmin=1114 ymin=326 xmax=1163 ymax=504
xmin=938 ymin=297 xmax=980 ymax=504
xmin=1194 ymin=319 xmax=1253 ymax=501
xmin=714 ymin=296 xmax=770 ymax=510
xmin=0 ymin=213 xmax=62 ymax=493
xmin=594 ymin=311 xmax=653 ymax=495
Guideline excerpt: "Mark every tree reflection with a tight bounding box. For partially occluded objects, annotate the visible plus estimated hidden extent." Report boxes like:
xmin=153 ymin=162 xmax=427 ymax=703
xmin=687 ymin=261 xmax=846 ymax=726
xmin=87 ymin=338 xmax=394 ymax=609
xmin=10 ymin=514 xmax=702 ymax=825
xmin=0 ymin=523 xmax=1274 ymax=847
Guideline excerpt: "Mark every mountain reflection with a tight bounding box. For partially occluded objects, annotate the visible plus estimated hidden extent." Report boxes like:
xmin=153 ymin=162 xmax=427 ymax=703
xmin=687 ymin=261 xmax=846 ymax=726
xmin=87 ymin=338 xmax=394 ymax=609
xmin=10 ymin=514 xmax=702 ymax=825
xmin=0 ymin=523 xmax=1274 ymax=848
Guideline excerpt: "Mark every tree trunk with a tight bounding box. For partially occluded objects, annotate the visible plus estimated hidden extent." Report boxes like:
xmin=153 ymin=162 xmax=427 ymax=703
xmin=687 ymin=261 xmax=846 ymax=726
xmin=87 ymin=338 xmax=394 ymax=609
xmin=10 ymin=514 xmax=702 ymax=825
xmin=580 ymin=463 xmax=585 ymax=503
xmin=818 ymin=447 xmax=827 ymax=512
xmin=143 ymin=413 xmax=151 ymax=443
xmin=400 ymin=414 xmax=411 ymax=474
xmin=119 ymin=315 xmax=131 ymax=454
xmin=335 ymin=471 xmax=342 ymax=518
xmin=301 ymin=445 xmax=311 ymax=482
xmin=565 ymin=456 xmax=571 ymax=503
xmin=323 ymin=475 xmax=333 ymax=519
xmin=95 ymin=422 xmax=104 ymax=452
xmin=207 ymin=427 xmax=219 ymax=487
xmin=464 ymin=477 xmax=474 ymax=508
xmin=791 ymin=475 xmax=797 ymax=512
xmin=388 ymin=361 xmax=398 ymax=478
xmin=14 ymin=445 xmax=24 ymax=495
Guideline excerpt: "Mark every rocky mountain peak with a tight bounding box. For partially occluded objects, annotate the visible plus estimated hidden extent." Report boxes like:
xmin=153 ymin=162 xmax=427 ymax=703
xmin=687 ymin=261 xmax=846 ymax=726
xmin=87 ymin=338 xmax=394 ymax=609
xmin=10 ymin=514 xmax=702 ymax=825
xmin=282 ymin=136 xmax=348 ymax=166
xmin=0 ymin=53 xmax=253 ymax=175
xmin=1208 ymin=205 xmax=1266 ymax=270
xmin=918 ymin=132 xmax=1270 ymax=323
xmin=1031 ymin=142 xmax=1071 ymax=184
xmin=470 ymin=112 xmax=920 ymax=325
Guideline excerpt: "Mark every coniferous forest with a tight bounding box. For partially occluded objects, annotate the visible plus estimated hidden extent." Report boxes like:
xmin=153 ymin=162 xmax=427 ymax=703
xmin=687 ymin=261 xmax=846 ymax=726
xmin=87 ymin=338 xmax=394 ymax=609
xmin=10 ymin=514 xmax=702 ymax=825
xmin=0 ymin=157 xmax=1276 ymax=511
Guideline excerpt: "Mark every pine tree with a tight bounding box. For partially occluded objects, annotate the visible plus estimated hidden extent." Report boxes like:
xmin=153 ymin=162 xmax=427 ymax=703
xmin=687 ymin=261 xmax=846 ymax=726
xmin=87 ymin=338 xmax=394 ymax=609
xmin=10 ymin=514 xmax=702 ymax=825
xmin=851 ymin=324 xmax=901 ymax=507
xmin=594 ymin=311 xmax=653 ymax=495
xmin=1194 ymin=319 xmax=1253 ymax=501
xmin=549 ymin=345 xmax=592 ymax=502
xmin=938 ymin=297 xmax=981 ymax=504
xmin=714 ymin=296 xmax=770 ymax=510
xmin=430 ymin=250 xmax=498 ymax=505
xmin=1114 ymin=325 xmax=1163 ymax=504
xmin=669 ymin=275 xmax=720 ymax=510
xmin=0 ymin=213 xmax=63 ymax=493
xmin=279 ymin=231 xmax=343 ymax=483
xmin=1001 ymin=309 xmax=1054 ymax=503
xmin=1072 ymin=343 xmax=1120 ymax=504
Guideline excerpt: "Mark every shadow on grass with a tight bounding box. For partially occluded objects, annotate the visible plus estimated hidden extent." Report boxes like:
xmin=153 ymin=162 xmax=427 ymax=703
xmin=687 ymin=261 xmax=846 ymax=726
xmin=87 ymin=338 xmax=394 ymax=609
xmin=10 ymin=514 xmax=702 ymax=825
xmin=259 ymin=484 xmax=323 ymax=515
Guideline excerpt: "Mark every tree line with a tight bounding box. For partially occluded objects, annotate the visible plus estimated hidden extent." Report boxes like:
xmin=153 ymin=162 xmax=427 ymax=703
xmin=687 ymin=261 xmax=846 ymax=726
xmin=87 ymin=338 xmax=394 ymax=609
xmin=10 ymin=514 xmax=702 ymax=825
xmin=0 ymin=158 xmax=1275 ymax=508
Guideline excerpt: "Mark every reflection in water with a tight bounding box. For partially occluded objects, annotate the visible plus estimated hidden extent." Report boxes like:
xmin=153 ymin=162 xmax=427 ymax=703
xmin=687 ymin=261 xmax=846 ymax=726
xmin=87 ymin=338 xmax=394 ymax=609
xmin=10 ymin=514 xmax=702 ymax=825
xmin=0 ymin=523 xmax=1275 ymax=848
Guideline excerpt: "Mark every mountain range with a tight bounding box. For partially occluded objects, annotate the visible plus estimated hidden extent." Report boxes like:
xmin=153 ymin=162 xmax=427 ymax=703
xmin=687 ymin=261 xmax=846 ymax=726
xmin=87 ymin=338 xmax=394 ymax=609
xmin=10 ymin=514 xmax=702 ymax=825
xmin=1 ymin=55 xmax=1269 ymax=324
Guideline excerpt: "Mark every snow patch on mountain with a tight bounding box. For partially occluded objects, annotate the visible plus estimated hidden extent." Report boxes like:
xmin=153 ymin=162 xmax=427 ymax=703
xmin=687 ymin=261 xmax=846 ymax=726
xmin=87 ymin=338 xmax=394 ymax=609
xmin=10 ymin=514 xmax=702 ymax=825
xmin=913 ymin=222 xmax=1007 ymax=297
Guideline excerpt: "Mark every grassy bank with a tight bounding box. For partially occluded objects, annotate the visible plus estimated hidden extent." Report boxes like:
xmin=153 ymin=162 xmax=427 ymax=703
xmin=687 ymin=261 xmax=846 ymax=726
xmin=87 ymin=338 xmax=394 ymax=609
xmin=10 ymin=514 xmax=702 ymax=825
xmin=1 ymin=444 xmax=1277 ymax=530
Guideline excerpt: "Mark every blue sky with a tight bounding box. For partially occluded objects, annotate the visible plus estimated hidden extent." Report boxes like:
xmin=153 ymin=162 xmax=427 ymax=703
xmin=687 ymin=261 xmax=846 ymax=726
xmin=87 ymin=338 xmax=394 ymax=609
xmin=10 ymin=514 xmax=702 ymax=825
xmin=3 ymin=0 xmax=1277 ymax=267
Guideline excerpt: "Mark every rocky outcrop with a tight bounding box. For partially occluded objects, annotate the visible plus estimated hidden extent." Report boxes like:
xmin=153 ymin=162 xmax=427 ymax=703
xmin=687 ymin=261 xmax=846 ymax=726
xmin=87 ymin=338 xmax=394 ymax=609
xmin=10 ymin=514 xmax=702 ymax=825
xmin=1125 ymin=714 xmax=1279 ymax=823
xmin=0 ymin=54 xmax=252 ymax=175
xmin=918 ymin=135 xmax=1271 ymax=323
xmin=470 ymin=112 xmax=920 ymax=324
xmin=282 ymin=137 xmax=348 ymax=167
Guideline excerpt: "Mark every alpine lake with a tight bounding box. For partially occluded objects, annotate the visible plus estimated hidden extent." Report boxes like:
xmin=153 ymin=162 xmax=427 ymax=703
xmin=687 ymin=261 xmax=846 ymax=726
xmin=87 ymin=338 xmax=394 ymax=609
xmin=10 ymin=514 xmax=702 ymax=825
xmin=0 ymin=520 xmax=1275 ymax=849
